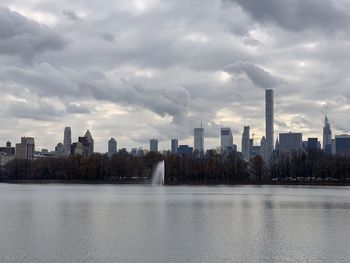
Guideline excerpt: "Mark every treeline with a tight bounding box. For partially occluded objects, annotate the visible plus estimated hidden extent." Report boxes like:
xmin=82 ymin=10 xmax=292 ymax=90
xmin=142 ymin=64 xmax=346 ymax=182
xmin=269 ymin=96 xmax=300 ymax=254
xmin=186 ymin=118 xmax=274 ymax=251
xmin=1 ymin=150 xmax=350 ymax=184
xmin=0 ymin=152 xmax=162 ymax=183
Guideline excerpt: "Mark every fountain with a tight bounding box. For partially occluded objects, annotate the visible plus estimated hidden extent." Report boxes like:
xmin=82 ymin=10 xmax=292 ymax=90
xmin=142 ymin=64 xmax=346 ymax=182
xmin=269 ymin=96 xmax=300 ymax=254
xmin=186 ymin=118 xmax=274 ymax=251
xmin=151 ymin=161 xmax=165 ymax=186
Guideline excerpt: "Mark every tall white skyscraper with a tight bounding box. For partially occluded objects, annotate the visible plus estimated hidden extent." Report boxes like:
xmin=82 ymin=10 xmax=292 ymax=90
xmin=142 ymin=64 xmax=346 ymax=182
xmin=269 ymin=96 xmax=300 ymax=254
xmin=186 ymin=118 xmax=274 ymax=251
xmin=194 ymin=125 xmax=204 ymax=154
xmin=221 ymin=128 xmax=233 ymax=151
xmin=64 ymin=127 xmax=72 ymax=156
xmin=241 ymin=126 xmax=250 ymax=160
xmin=265 ymin=89 xmax=274 ymax=159
xmin=108 ymin=138 xmax=117 ymax=157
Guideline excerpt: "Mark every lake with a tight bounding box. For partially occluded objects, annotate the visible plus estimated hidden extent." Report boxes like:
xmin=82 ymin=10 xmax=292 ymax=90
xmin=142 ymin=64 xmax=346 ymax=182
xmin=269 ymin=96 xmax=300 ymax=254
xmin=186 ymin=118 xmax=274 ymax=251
xmin=0 ymin=184 xmax=349 ymax=263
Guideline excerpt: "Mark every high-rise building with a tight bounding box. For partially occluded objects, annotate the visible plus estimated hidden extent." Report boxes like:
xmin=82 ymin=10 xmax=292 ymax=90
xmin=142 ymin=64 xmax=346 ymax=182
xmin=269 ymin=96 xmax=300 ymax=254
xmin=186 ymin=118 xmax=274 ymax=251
xmin=194 ymin=125 xmax=204 ymax=155
xmin=335 ymin=135 xmax=350 ymax=155
xmin=55 ymin=143 xmax=65 ymax=157
xmin=323 ymin=115 xmax=332 ymax=154
xmin=64 ymin=127 xmax=72 ymax=156
xmin=150 ymin=139 xmax=158 ymax=152
xmin=260 ymin=136 xmax=266 ymax=159
xmin=108 ymin=138 xmax=117 ymax=157
xmin=78 ymin=130 xmax=94 ymax=157
xmin=307 ymin=138 xmax=319 ymax=151
xmin=241 ymin=126 xmax=250 ymax=160
xmin=171 ymin=139 xmax=178 ymax=154
xmin=279 ymin=132 xmax=302 ymax=153
xmin=177 ymin=145 xmax=193 ymax=156
xmin=15 ymin=137 xmax=35 ymax=160
xmin=221 ymin=128 xmax=233 ymax=151
xmin=265 ymin=89 xmax=274 ymax=159
xmin=0 ymin=141 xmax=15 ymax=156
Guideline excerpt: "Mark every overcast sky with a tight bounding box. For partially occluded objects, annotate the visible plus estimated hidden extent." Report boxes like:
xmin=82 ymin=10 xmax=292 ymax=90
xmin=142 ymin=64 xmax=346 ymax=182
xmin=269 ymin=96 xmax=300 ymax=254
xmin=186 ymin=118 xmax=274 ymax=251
xmin=1 ymin=0 xmax=350 ymax=152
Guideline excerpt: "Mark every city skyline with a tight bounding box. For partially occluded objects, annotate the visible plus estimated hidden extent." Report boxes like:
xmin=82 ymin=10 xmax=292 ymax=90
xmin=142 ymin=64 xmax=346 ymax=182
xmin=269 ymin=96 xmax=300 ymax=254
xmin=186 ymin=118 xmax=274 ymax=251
xmin=1 ymin=1 xmax=350 ymax=152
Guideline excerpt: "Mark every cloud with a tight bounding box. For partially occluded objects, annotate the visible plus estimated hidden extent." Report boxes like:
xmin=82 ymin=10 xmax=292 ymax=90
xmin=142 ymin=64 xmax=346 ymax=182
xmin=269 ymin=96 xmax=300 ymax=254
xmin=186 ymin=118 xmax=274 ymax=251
xmin=7 ymin=101 xmax=64 ymax=121
xmin=0 ymin=1 xmax=350 ymax=152
xmin=225 ymin=61 xmax=281 ymax=89
xmin=227 ymin=0 xmax=349 ymax=32
xmin=66 ymin=103 xmax=91 ymax=114
xmin=62 ymin=10 xmax=81 ymax=21
xmin=0 ymin=6 xmax=65 ymax=59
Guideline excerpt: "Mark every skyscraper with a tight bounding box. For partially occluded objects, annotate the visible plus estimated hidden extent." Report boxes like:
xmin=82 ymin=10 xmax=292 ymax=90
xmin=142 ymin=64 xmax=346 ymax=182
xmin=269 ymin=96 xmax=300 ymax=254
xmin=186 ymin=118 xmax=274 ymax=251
xmin=279 ymin=132 xmax=302 ymax=153
xmin=265 ymin=89 xmax=274 ymax=159
xmin=108 ymin=138 xmax=117 ymax=157
xmin=221 ymin=128 xmax=233 ymax=151
xmin=150 ymin=139 xmax=158 ymax=152
xmin=241 ymin=126 xmax=250 ymax=160
xmin=194 ymin=125 xmax=204 ymax=155
xmin=78 ymin=130 xmax=94 ymax=157
xmin=323 ymin=115 xmax=332 ymax=154
xmin=15 ymin=137 xmax=35 ymax=160
xmin=64 ymin=127 xmax=72 ymax=156
xmin=335 ymin=135 xmax=350 ymax=155
xmin=171 ymin=139 xmax=178 ymax=154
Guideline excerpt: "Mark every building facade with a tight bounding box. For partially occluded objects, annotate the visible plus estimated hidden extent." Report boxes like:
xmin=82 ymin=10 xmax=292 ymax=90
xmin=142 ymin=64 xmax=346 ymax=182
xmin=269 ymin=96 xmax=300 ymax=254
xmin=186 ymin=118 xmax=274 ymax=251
xmin=64 ymin=127 xmax=72 ymax=156
xmin=15 ymin=137 xmax=35 ymax=160
xmin=279 ymin=133 xmax=302 ymax=153
xmin=241 ymin=126 xmax=250 ymax=160
xmin=150 ymin=139 xmax=158 ymax=152
xmin=221 ymin=128 xmax=233 ymax=152
xmin=265 ymin=89 xmax=274 ymax=160
xmin=108 ymin=138 xmax=117 ymax=157
xmin=323 ymin=115 xmax=332 ymax=154
xmin=171 ymin=139 xmax=178 ymax=154
xmin=194 ymin=126 xmax=204 ymax=154
xmin=335 ymin=135 xmax=350 ymax=155
xmin=78 ymin=130 xmax=94 ymax=157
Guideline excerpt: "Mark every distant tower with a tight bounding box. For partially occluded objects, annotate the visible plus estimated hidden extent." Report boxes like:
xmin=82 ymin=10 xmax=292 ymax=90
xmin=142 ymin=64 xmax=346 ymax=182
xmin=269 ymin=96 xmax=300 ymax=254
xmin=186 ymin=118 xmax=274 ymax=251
xmin=323 ymin=115 xmax=332 ymax=154
xmin=241 ymin=126 xmax=250 ymax=160
xmin=260 ymin=136 xmax=267 ymax=159
xmin=64 ymin=127 xmax=72 ymax=156
xmin=221 ymin=128 xmax=233 ymax=152
xmin=15 ymin=137 xmax=35 ymax=160
xmin=78 ymin=130 xmax=94 ymax=157
xmin=265 ymin=89 xmax=274 ymax=160
xmin=171 ymin=139 xmax=178 ymax=154
xmin=194 ymin=124 xmax=204 ymax=155
xmin=108 ymin=138 xmax=117 ymax=157
xmin=150 ymin=139 xmax=158 ymax=152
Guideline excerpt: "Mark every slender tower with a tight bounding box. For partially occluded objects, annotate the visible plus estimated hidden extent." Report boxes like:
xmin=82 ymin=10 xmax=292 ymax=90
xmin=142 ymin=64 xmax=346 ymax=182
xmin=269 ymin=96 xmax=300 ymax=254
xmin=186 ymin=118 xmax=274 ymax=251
xmin=323 ymin=115 xmax=332 ymax=154
xmin=64 ymin=127 xmax=72 ymax=156
xmin=265 ymin=89 xmax=274 ymax=159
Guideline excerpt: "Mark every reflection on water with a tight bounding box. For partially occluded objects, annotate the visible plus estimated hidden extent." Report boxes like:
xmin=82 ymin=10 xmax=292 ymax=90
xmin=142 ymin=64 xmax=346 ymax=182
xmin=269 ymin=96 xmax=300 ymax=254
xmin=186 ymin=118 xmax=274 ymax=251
xmin=0 ymin=184 xmax=349 ymax=263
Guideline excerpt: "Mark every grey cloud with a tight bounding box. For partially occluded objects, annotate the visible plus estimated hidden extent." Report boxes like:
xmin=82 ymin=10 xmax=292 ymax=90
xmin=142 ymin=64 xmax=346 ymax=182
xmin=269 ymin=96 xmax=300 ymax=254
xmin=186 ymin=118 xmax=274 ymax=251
xmin=66 ymin=103 xmax=91 ymax=114
xmin=7 ymin=101 xmax=64 ymax=121
xmin=228 ymin=0 xmax=349 ymax=32
xmin=225 ymin=61 xmax=281 ymax=89
xmin=0 ymin=6 xmax=65 ymax=59
xmin=62 ymin=10 xmax=81 ymax=21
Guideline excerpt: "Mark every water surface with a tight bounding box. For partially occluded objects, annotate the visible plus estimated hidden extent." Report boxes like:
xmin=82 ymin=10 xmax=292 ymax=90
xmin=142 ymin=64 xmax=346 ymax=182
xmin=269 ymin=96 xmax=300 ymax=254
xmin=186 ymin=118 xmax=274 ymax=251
xmin=0 ymin=184 xmax=349 ymax=263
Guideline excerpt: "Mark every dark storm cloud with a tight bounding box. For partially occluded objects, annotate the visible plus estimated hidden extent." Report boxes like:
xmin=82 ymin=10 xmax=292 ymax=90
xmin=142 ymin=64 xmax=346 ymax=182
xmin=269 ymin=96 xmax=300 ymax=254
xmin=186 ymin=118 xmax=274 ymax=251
xmin=228 ymin=0 xmax=349 ymax=32
xmin=225 ymin=61 xmax=281 ymax=89
xmin=0 ymin=6 xmax=65 ymax=59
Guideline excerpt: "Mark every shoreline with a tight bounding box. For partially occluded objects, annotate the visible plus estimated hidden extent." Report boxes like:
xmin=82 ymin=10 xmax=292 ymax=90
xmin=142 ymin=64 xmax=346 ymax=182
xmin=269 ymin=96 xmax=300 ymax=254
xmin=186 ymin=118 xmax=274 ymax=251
xmin=1 ymin=179 xmax=350 ymax=187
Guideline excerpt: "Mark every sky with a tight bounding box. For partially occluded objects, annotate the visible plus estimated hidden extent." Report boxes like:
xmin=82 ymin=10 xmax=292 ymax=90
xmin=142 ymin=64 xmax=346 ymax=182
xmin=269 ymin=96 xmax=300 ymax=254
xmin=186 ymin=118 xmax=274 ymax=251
xmin=1 ymin=0 xmax=350 ymax=152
